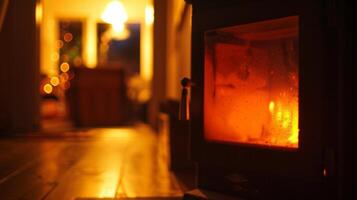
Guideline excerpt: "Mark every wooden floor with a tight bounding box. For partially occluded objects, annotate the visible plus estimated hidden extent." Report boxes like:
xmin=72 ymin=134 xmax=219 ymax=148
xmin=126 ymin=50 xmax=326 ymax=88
xmin=0 ymin=125 xmax=183 ymax=199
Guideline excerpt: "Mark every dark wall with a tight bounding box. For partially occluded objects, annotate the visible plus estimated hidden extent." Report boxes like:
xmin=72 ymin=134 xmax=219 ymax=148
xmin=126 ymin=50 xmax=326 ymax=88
xmin=0 ymin=0 xmax=39 ymax=133
xmin=339 ymin=0 xmax=356 ymax=198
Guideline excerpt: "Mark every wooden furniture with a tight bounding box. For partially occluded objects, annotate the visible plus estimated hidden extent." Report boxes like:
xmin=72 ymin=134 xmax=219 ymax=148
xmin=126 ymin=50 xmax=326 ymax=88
xmin=67 ymin=67 xmax=129 ymax=127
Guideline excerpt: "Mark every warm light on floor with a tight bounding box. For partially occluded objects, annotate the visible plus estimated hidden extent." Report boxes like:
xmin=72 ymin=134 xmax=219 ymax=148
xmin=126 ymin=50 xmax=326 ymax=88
xmin=0 ymin=126 xmax=182 ymax=198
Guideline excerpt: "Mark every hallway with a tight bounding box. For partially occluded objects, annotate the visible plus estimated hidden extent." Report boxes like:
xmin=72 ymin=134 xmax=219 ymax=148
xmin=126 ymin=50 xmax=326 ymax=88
xmin=0 ymin=125 xmax=182 ymax=199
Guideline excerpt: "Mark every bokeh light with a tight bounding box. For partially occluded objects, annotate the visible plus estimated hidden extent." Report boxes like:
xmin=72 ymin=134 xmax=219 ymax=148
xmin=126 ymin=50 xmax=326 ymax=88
xmin=50 ymin=77 xmax=60 ymax=86
xmin=64 ymin=32 xmax=73 ymax=42
xmin=60 ymin=62 xmax=70 ymax=72
xmin=43 ymin=84 xmax=53 ymax=94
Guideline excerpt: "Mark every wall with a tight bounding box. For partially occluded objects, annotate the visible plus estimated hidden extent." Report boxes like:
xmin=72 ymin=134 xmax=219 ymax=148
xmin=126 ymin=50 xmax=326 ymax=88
xmin=0 ymin=0 xmax=40 ymax=132
xmin=149 ymin=0 xmax=191 ymax=127
xmin=166 ymin=0 xmax=191 ymax=100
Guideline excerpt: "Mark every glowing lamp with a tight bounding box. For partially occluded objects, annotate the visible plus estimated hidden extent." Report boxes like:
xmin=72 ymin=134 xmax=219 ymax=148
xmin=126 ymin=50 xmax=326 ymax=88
xmin=145 ymin=5 xmax=154 ymax=25
xmin=101 ymin=0 xmax=128 ymax=26
xmin=101 ymin=0 xmax=130 ymax=39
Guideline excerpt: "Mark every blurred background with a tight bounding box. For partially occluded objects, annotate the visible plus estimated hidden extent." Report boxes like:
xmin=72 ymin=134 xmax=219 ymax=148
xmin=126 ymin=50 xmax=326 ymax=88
xmin=0 ymin=0 xmax=192 ymax=133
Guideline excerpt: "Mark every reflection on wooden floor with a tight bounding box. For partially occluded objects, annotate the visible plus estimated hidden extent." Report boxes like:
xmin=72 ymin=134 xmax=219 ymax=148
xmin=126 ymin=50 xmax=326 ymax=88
xmin=0 ymin=125 xmax=182 ymax=199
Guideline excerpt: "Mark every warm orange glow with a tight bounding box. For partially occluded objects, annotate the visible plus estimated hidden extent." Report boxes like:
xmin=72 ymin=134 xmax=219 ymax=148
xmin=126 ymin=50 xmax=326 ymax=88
xmin=51 ymin=52 xmax=59 ymax=62
xmin=141 ymin=2 xmax=154 ymax=82
xmin=110 ymin=24 xmax=130 ymax=40
xmin=60 ymin=62 xmax=70 ymax=72
xmin=35 ymin=2 xmax=43 ymax=25
xmin=73 ymin=56 xmax=82 ymax=66
xmin=43 ymin=84 xmax=53 ymax=94
xmin=50 ymin=76 xmax=60 ymax=86
xmin=0 ymin=0 xmax=9 ymax=32
xmin=145 ymin=5 xmax=154 ymax=25
xmin=101 ymin=0 xmax=130 ymax=41
xmin=101 ymin=0 xmax=128 ymax=38
xmin=60 ymin=72 xmax=69 ymax=81
xmin=112 ymin=22 xmax=125 ymax=33
xmin=101 ymin=0 xmax=128 ymax=25
xmin=269 ymin=101 xmax=275 ymax=113
xmin=56 ymin=40 xmax=64 ymax=49
xmin=98 ymin=168 xmax=120 ymax=197
xmin=64 ymin=32 xmax=73 ymax=42
xmin=141 ymin=32 xmax=153 ymax=81
xmin=289 ymin=109 xmax=299 ymax=144
xmin=63 ymin=81 xmax=70 ymax=90
xmin=102 ymin=0 xmax=128 ymax=24
xmin=40 ymin=0 xmax=155 ymax=86
xmin=204 ymin=16 xmax=299 ymax=148
xmin=83 ymin=19 xmax=97 ymax=68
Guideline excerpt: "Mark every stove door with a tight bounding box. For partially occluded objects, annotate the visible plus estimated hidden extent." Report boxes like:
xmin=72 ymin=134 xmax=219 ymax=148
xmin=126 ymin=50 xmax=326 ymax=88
xmin=204 ymin=16 xmax=299 ymax=149
xmin=190 ymin=0 xmax=327 ymax=198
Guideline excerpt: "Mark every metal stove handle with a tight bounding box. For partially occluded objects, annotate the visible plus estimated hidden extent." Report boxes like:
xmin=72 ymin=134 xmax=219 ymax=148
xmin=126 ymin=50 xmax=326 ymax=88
xmin=179 ymin=77 xmax=193 ymax=121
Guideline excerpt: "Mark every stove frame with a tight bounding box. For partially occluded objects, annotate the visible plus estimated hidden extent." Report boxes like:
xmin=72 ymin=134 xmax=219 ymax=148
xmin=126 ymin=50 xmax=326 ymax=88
xmin=185 ymin=0 xmax=353 ymax=199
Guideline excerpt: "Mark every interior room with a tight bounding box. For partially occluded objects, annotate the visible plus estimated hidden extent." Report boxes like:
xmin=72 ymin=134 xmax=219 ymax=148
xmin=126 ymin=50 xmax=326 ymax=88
xmin=0 ymin=0 xmax=355 ymax=199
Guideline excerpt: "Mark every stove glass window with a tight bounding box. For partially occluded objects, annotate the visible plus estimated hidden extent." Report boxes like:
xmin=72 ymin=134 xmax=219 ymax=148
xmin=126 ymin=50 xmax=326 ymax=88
xmin=204 ymin=16 xmax=299 ymax=148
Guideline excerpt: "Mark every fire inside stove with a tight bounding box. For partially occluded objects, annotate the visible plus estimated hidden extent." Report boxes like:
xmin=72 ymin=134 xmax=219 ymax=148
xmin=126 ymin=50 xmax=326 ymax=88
xmin=204 ymin=16 xmax=299 ymax=148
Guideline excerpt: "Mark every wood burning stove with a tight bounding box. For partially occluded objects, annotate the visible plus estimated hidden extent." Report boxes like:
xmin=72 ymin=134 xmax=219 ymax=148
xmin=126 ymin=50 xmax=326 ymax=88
xmin=183 ymin=0 xmax=355 ymax=199
xmin=204 ymin=16 xmax=299 ymax=149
